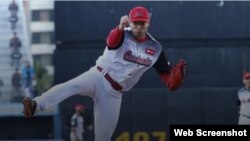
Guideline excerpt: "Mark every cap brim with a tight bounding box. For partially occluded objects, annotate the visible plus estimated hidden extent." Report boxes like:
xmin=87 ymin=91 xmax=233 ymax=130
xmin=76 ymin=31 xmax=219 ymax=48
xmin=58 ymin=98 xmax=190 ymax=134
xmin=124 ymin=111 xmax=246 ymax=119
xmin=244 ymin=76 xmax=250 ymax=79
xmin=130 ymin=18 xmax=149 ymax=22
xmin=244 ymin=74 xmax=250 ymax=79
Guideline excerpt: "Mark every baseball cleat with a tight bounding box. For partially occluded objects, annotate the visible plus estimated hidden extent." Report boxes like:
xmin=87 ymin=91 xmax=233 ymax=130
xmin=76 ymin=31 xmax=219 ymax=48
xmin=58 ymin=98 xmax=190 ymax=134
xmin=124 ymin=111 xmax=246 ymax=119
xmin=22 ymin=97 xmax=36 ymax=118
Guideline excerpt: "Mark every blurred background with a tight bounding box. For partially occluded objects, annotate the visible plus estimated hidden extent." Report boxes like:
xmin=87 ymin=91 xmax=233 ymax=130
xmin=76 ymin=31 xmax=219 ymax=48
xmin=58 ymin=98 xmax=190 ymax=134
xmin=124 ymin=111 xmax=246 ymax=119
xmin=0 ymin=0 xmax=249 ymax=141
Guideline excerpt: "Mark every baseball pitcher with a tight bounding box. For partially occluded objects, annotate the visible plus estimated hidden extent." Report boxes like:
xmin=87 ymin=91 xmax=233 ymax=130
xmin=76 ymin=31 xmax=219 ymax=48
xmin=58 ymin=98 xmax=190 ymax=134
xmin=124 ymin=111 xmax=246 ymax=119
xmin=22 ymin=6 xmax=187 ymax=141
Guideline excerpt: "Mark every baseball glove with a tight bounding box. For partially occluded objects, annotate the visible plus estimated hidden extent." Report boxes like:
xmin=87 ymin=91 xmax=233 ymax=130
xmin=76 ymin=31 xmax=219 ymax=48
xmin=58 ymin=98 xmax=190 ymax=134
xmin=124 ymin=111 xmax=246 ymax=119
xmin=160 ymin=59 xmax=187 ymax=91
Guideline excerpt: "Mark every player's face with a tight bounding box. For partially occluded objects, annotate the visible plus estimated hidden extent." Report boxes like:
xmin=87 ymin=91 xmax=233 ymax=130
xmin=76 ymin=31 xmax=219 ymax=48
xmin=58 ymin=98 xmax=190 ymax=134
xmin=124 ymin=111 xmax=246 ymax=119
xmin=76 ymin=108 xmax=84 ymax=114
xmin=129 ymin=21 xmax=149 ymax=39
xmin=243 ymin=78 xmax=250 ymax=89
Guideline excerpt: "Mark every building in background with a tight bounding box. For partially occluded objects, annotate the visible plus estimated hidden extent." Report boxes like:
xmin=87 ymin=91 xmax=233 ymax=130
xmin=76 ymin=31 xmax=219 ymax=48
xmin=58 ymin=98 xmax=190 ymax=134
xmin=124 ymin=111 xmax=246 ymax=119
xmin=29 ymin=0 xmax=55 ymax=75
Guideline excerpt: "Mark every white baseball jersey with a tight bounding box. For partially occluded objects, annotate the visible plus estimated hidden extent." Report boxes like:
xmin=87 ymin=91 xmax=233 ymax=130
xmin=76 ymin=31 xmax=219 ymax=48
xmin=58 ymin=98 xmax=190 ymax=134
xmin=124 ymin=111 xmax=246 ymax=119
xmin=238 ymin=87 xmax=250 ymax=124
xmin=33 ymin=28 xmax=169 ymax=141
xmin=70 ymin=113 xmax=84 ymax=141
xmin=96 ymin=28 xmax=162 ymax=91
xmin=71 ymin=113 xmax=84 ymax=133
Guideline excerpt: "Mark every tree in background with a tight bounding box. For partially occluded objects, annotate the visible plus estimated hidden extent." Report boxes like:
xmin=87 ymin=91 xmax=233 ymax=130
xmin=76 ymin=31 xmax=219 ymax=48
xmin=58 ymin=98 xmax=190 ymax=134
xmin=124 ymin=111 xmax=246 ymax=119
xmin=34 ymin=61 xmax=53 ymax=96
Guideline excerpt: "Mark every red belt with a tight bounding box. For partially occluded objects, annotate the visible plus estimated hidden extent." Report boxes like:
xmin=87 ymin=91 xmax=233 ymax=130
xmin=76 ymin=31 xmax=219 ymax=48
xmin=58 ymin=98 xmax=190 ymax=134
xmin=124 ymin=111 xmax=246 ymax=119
xmin=97 ymin=66 xmax=123 ymax=91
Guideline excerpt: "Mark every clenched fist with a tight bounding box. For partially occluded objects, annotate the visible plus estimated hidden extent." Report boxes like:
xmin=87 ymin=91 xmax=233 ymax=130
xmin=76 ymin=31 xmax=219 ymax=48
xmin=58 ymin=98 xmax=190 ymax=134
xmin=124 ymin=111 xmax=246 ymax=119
xmin=119 ymin=15 xmax=129 ymax=30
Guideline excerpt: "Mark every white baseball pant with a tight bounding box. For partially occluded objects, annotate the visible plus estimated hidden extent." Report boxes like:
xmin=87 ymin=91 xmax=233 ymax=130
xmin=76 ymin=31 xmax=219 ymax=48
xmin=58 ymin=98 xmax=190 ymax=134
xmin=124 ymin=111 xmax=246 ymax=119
xmin=33 ymin=66 xmax=123 ymax=141
xmin=238 ymin=115 xmax=250 ymax=125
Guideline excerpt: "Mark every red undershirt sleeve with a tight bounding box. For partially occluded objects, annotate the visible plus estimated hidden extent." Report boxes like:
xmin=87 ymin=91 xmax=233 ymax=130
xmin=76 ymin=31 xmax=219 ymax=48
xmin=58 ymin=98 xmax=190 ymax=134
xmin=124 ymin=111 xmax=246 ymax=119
xmin=106 ymin=26 xmax=124 ymax=49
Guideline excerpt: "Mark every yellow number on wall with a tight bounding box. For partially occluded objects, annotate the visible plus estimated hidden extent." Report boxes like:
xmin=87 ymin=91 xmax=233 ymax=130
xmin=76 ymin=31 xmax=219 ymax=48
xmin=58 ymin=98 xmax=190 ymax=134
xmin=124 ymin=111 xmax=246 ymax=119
xmin=115 ymin=132 xmax=129 ymax=141
xmin=134 ymin=132 xmax=149 ymax=141
xmin=116 ymin=131 xmax=167 ymax=141
xmin=152 ymin=131 xmax=166 ymax=141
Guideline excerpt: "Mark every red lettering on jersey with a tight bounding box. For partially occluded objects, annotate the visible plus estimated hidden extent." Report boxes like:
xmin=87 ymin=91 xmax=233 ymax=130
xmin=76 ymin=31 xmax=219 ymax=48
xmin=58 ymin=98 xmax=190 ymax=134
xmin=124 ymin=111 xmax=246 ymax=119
xmin=123 ymin=51 xmax=152 ymax=66
xmin=146 ymin=48 xmax=155 ymax=56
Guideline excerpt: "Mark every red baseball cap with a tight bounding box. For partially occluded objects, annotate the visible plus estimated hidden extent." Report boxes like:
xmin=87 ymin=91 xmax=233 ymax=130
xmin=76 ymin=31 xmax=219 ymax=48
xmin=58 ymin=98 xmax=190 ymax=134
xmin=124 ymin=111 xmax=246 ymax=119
xmin=75 ymin=104 xmax=86 ymax=111
xmin=243 ymin=72 xmax=250 ymax=79
xmin=129 ymin=6 xmax=150 ymax=22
